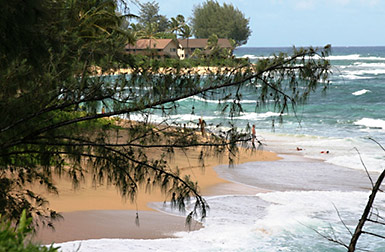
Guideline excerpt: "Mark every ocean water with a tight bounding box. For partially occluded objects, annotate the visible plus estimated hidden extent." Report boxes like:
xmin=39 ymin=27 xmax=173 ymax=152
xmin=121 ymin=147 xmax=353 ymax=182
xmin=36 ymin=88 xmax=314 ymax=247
xmin=128 ymin=46 xmax=385 ymax=172
xmin=57 ymin=47 xmax=385 ymax=251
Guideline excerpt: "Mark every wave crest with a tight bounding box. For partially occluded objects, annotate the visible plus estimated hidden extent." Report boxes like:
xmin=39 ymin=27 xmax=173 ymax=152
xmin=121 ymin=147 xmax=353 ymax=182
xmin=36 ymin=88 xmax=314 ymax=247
xmin=354 ymin=118 xmax=385 ymax=130
xmin=352 ymin=89 xmax=371 ymax=96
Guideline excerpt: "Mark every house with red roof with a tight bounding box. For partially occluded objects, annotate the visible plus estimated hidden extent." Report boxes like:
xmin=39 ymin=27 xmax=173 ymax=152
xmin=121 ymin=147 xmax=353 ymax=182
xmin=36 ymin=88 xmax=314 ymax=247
xmin=125 ymin=38 xmax=233 ymax=59
xmin=125 ymin=39 xmax=184 ymax=58
xmin=178 ymin=38 xmax=233 ymax=58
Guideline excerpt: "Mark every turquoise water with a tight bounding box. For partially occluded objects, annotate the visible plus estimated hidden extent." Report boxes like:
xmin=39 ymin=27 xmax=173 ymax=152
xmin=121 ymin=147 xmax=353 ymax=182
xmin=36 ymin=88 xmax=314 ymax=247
xmin=133 ymin=46 xmax=385 ymax=143
xmin=234 ymin=46 xmax=385 ymax=138
xmin=132 ymin=46 xmax=385 ymax=171
xmin=58 ymin=47 xmax=385 ymax=251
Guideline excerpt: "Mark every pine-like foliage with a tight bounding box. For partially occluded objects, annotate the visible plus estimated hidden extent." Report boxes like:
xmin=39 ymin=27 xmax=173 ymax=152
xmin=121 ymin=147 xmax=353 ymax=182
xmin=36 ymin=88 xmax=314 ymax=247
xmin=191 ymin=0 xmax=251 ymax=46
xmin=0 ymin=0 xmax=332 ymax=228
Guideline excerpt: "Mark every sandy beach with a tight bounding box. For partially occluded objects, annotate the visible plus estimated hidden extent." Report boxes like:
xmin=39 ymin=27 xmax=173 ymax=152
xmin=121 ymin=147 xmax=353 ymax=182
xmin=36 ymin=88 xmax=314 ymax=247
xmin=34 ymin=146 xmax=279 ymax=244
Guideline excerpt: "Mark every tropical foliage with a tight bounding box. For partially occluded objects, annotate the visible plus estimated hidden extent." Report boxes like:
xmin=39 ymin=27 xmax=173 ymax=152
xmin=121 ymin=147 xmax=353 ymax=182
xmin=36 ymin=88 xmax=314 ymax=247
xmin=0 ymin=0 xmax=331 ymax=231
xmin=127 ymin=1 xmax=245 ymax=59
xmin=0 ymin=210 xmax=58 ymax=251
xmin=0 ymin=0 xmax=133 ymax=226
xmin=136 ymin=0 xmax=169 ymax=32
xmin=191 ymin=0 xmax=251 ymax=46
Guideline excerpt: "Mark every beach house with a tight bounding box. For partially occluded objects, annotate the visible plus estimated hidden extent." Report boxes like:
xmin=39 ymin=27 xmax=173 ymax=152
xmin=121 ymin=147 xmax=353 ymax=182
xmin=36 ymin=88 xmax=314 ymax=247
xmin=125 ymin=38 xmax=233 ymax=59
xmin=178 ymin=38 xmax=233 ymax=58
xmin=125 ymin=38 xmax=185 ymax=59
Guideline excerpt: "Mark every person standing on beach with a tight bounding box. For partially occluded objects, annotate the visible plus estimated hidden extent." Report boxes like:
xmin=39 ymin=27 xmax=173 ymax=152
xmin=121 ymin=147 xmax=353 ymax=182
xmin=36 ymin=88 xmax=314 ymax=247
xmin=182 ymin=123 xmax=186 ymax=133
xmin=251 ymin=124 xmax=256 ymax=144
xmin=200 ymin=118 xmax=206 ymax=136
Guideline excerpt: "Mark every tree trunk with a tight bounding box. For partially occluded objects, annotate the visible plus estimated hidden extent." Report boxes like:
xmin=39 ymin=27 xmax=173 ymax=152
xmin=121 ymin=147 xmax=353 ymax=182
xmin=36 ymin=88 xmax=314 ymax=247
xmin=348 ymin=169 xmax=385 ymax=251
xmin=186 ymin=38 xmax=189 ymax=58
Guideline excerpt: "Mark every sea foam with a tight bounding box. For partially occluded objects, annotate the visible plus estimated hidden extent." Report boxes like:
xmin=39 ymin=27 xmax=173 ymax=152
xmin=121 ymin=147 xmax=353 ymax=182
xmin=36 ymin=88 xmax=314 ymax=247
xmin=257 ymin=132 xmax=385 ymax=172
xmin=352 ymin=89 xmax=371 ymax=96
xmin=55 ymin=191 xmax=385 ymax=252
xmin=354 ymin=118 xmax=385 ymax=130
xmin=187 ymin=95 xmax=257 ymax=104
xmin=233 ymin=111 xmax=283 ymax=120
xmin=326 ymin=54 xmax=385 ymax=61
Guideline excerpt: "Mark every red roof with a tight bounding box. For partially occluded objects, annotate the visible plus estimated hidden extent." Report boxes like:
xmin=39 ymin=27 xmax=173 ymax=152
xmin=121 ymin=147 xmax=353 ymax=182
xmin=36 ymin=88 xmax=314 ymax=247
xmin=178 ymin=38 xmax=232 ymax=49
xmin=126 ymin=39 xmax=177 ymax=50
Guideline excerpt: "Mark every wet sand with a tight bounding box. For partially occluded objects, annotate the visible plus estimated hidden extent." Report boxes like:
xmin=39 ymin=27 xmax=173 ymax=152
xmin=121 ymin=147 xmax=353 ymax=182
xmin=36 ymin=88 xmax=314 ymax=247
xmin=35 ymin=148 xmax=280 ymax=244
xmin=34 ymin=210 xmax=202 ymax=244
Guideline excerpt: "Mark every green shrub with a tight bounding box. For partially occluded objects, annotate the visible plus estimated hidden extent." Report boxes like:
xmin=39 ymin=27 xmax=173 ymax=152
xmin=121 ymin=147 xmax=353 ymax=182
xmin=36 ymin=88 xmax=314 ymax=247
xmin=0 ymin=210 xmax=58 ymax=252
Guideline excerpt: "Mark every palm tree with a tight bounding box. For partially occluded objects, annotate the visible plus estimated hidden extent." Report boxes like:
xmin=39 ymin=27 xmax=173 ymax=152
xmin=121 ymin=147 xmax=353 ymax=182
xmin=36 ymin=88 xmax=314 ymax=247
xmin=137 ymin=22 xmax=160 ymax=57
xmin=206 ymin=34 xmax=219 ymax=51
xmin=168 ymin=14 xmax=186 ymax=38
xmin=180 ymin=24 xmax=192 ymax=58
xmin=176 ymin=14 xmax=185 ymax=26
xmin=169 ymin=17 xmax=179 ymax=37
xmin=206 ymin=34 xmax=221 ymax=59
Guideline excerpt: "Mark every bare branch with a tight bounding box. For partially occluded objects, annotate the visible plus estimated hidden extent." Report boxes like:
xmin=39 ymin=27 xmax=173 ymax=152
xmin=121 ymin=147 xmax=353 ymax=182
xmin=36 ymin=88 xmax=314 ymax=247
xmin=367 ymin=218 xmax=385 ymax=226
xmin=361 ymin=231 xmax=385 ymax=240
xmin=354 ymin=147 xmax=374 ymax=189
xmin=348 ymin=140 xmax=385 ymax=251
xmin=369 ymin=137 xmax=385 ymax=152
xmin=302 ymin=223 xmax=349 ymax=250
xmin=332 ymin=203 xmax=353 ymax=236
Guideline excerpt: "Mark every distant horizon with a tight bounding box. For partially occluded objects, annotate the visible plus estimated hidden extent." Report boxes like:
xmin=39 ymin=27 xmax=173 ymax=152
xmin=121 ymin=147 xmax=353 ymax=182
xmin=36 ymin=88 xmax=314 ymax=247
xmin=237 ymin=45 xmax=385 ymax=48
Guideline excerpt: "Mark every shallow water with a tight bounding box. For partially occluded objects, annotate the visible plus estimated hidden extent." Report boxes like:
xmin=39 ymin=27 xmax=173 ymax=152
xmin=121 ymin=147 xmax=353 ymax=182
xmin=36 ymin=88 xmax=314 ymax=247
xmin=215 ymin=155 xmax=374 ymax=192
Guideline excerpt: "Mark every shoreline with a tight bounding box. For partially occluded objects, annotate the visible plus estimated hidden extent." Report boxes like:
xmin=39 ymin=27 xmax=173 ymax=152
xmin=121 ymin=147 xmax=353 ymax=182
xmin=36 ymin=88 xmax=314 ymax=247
xmin=35 ymin=148 xmax=280 ymax=244
xmin=37 ymin=150 xmax=376 ymax=248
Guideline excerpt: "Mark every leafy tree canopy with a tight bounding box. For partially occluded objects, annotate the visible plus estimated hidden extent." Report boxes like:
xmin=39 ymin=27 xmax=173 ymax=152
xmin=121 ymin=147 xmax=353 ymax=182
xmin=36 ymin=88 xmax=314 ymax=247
xmin=169 ymin=14 xmax=187 ymax=38
xmin=136 ymin=1 xmax=169 ymax=32
xmin=191 ymin=0 xmax=251 ymax=46
xmin=0 ymin=0 xmax=331 ymax=229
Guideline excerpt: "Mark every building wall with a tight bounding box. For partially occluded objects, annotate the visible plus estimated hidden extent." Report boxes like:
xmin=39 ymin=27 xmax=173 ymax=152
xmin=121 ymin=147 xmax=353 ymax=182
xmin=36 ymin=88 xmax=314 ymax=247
xmin=177 ymin=48 xmax=185 ymax=60
xmin=163 ymin=42 xmax=179 ymax=58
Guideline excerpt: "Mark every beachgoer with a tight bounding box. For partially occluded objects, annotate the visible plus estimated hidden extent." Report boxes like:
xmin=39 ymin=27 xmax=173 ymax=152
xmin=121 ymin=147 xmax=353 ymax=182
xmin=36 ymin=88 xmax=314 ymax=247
xmin=201 ymin=119 xmax=206 ymax=136
xmin=252 ymin=124 xmax=256 ymax=144
xmin=296 ymin=147 xmax=303 ymax=151
xmin=102 ymin=106 xmax=105 ymax=114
